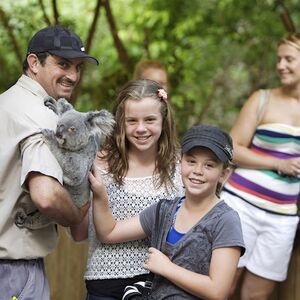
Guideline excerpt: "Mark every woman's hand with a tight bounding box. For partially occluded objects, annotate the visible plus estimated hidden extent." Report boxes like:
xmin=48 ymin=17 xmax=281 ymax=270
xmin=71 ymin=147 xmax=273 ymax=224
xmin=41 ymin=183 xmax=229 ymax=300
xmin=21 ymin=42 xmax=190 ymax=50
xmin=277 ymin=157 xmax=300 ymax=177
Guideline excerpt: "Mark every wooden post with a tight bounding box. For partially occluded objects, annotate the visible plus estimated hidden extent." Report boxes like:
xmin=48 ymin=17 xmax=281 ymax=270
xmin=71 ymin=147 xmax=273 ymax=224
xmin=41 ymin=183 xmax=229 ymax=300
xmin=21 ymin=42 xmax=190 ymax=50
xmin=45 ymin=226 xmax=88 ymax=300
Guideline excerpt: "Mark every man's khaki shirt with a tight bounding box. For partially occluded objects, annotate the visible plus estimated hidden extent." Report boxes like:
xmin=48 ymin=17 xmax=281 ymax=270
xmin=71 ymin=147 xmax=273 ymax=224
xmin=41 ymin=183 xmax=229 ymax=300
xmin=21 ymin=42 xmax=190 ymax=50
xmin=0 ymin=75 xmax=63 ymax=259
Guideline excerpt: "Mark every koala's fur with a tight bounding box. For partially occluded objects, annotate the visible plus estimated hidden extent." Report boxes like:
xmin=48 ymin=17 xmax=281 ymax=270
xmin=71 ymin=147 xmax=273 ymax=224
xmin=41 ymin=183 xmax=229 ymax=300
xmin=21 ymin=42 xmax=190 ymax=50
xmin=14 ymin=97 xmax=115 ymax=230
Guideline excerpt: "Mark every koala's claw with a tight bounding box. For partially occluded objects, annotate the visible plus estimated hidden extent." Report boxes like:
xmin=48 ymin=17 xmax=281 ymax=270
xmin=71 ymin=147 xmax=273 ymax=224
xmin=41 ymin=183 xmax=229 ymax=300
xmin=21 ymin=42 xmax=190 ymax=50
xmin=14 ymin=210 xmax=26 ymax=228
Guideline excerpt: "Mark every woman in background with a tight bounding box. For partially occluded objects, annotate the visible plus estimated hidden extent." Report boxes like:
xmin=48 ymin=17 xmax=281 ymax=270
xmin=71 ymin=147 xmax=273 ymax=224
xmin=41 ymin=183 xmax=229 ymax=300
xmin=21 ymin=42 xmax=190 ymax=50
xmin=222 ymin=33 xmax=300 ymax=300
xmin=133 ymin=59 xmax=168 ymax=91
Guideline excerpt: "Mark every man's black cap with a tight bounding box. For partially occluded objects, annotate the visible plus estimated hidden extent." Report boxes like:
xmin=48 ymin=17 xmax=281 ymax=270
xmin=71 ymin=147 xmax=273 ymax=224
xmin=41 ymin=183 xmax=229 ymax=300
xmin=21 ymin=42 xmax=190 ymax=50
xmin=27 ymin=26 xmax=99 ymax=65
xmin=181 ymin=124 xmax=233 ymax=163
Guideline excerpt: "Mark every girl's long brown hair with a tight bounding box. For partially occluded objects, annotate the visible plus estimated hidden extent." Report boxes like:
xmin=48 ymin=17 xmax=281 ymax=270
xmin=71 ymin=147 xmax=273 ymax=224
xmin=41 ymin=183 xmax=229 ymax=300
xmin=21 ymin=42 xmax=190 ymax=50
xmin=103 ymin=79 xmax=179 ymax=188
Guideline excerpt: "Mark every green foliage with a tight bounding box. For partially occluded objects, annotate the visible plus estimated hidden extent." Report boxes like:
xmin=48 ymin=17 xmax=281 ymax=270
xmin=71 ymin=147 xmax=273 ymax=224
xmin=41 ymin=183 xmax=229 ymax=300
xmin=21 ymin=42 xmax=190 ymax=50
xmin=0 ymin=0 xmax=298 ymax=137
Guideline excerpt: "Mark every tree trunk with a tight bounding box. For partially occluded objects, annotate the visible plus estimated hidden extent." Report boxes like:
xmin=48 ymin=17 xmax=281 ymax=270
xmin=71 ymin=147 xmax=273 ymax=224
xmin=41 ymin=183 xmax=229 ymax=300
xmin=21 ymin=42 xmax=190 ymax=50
xmin=276 ymin=0 xmax=296 ymax=33
xmin=52 ymin=0 xmax=60 ymax=25
xmin=102 ymin=0 xmax=131 ymax=73
xmin=0 ymin=7 xmax=23 ymax=65
xmin=71 ymin=0 xmax=102 ymax=104
xmin=38 ymin=0 xmax=52 ymax=25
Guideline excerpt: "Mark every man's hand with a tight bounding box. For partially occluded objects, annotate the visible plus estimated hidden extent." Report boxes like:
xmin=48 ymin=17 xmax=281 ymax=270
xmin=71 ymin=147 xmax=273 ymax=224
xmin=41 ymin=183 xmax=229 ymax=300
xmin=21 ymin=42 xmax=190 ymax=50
xmin=74 ymin=201 xmax=90 ymax=224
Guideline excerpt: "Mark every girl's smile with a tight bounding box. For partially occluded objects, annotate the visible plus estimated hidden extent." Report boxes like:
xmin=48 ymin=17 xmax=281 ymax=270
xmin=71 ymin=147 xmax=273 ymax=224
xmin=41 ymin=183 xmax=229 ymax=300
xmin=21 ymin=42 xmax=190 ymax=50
xmin=181 ymin=147 xmax=229 ymax=201
xmin=125 ymin=97 xmax=163 ymax=155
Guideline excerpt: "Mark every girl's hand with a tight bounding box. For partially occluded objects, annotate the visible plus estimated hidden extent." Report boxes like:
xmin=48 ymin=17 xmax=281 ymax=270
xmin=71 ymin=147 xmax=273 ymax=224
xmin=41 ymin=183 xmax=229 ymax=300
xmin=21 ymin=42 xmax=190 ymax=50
xmin=143 ymin=247 xmax=171 ymax=276
xmin=89 ymin=164 xmax=106 ymax=199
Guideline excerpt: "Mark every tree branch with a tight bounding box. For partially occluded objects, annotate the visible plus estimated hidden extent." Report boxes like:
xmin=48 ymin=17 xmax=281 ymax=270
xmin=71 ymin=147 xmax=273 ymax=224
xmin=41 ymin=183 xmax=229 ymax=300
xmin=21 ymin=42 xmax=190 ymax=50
xmin=102 ymin=0 xmax=131 ymax=73
xmin=38 ymin=0 xmax=52 ymax=25
xmin=143 ymin=27 xmax=151 ymax=58
xmin=276 ymin=0 xmax=296 ymax=33
xmin=198 ymin=76 xmax=223 ymax=122
xmin=85 ymin=0 xmax=102 ymax=52
xmin=52 ymin=0 xmax=60 ymax=25
xmin=71 ymin=0 xmax=102 ymax=104
xmin=0 ymin=6 xmax=23 ymax=65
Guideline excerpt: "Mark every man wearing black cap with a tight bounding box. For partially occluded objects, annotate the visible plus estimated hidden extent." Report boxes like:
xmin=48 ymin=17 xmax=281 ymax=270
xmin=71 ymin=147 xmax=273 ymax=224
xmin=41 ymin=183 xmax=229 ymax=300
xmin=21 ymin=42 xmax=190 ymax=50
xmin=24 ymin=25 xmax=98 ymax=99
xmin=0 ymin=26 xmax=98 ymax=299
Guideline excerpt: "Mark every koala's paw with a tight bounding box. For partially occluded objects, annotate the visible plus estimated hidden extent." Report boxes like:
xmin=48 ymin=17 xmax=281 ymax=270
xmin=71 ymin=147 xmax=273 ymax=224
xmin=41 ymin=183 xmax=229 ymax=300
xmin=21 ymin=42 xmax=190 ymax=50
xmin=14 ymin=209 xmax=27 ymax=228
xmin=44 ymin=96 xmax=58 ymax=114
xmin=41 ymin=128 xmax=55 ymax=140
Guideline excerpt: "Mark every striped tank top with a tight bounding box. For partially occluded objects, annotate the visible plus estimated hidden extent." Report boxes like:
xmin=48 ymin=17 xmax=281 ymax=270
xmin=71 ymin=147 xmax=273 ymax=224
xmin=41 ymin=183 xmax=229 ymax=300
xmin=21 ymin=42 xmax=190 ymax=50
xmin=224 ymin=123 xmax=300 ymax=215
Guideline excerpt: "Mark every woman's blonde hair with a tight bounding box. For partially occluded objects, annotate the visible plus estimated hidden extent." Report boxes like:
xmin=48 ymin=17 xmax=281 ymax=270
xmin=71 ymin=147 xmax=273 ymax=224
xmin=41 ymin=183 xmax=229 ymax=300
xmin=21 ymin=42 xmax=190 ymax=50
xmin=278 ymin=32 xmax=300 ymax=51
xmin=103 ymin=79 xmax=179 ymax=188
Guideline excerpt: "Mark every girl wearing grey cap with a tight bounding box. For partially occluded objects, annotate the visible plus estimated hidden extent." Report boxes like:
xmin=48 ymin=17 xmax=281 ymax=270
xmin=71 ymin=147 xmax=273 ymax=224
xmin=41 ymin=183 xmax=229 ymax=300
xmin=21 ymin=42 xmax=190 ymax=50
xmin=89 ymin=124 xmax=245 ymax=299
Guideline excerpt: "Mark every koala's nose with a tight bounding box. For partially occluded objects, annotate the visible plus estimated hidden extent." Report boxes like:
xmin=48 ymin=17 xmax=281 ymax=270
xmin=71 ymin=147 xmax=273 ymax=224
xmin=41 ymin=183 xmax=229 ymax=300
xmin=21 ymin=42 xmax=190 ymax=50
xmin=56 ymin=125 xmax=64 ymax=139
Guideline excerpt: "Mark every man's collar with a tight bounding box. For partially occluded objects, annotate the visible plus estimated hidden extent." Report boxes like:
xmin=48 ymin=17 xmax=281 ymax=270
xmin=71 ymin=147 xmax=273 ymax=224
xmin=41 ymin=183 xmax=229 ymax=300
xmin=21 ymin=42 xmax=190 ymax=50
xmin=18 ymin=74 xmax=49 ymax=100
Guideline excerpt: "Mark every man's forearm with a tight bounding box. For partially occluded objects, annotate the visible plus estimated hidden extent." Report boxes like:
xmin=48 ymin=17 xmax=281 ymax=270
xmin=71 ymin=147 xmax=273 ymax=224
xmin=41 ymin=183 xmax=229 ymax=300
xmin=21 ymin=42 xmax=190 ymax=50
xmin=28 ymin=172 xmax=89 ymax=226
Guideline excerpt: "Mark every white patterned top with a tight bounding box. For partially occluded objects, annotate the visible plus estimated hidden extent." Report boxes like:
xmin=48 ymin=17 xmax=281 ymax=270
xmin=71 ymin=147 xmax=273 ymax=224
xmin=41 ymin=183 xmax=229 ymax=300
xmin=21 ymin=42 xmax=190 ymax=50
xmin=85 ymin=165 xmax=183 ymax=279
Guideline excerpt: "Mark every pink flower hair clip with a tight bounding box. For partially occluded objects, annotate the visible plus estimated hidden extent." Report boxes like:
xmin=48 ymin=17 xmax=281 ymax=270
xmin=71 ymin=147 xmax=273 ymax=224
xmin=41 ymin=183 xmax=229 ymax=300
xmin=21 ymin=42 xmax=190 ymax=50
xmin=157 ymin=88 xmax=168 ymax=102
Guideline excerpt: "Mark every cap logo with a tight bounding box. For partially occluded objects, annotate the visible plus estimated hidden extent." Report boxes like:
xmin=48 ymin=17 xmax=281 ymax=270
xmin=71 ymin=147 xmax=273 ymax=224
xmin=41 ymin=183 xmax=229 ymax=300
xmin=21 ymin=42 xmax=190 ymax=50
xmin=224 ymin=145 xmax=233 ymax=160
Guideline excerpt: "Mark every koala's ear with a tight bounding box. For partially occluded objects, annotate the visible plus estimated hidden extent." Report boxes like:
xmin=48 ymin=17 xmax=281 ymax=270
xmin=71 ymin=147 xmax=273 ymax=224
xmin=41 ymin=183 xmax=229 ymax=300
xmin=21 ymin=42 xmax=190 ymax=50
xmin=56 ymin=98 xmax=74 ymax=115
xmin=44 ymin=96 xmax=58 ymax=114
xmin=85 ymin=110 xmax=115 ymax=147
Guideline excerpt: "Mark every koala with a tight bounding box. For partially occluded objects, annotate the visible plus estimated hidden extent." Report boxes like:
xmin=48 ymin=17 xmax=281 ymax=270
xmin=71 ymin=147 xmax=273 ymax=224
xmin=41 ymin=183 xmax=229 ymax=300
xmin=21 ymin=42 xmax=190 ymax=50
xmin=14 ymin=97 xmax=115 ymax=230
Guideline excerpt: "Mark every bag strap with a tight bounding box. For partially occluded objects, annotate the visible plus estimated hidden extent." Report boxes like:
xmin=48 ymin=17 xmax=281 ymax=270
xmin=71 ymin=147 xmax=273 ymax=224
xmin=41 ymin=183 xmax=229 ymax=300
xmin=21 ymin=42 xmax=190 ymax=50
xmin=256 ymin=89 xmax=270 ymax=125
xmin=153 ymin=199 xmax=164 ymax=250
xmin=144 ymin=199 xmax=165 ymax=289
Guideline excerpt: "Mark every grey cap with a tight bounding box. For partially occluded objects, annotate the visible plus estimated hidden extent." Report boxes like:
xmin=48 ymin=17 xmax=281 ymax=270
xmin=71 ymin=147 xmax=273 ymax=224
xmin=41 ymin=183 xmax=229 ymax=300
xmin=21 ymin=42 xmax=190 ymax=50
xmin=181 ymin=124 xmax=233 ymax=162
